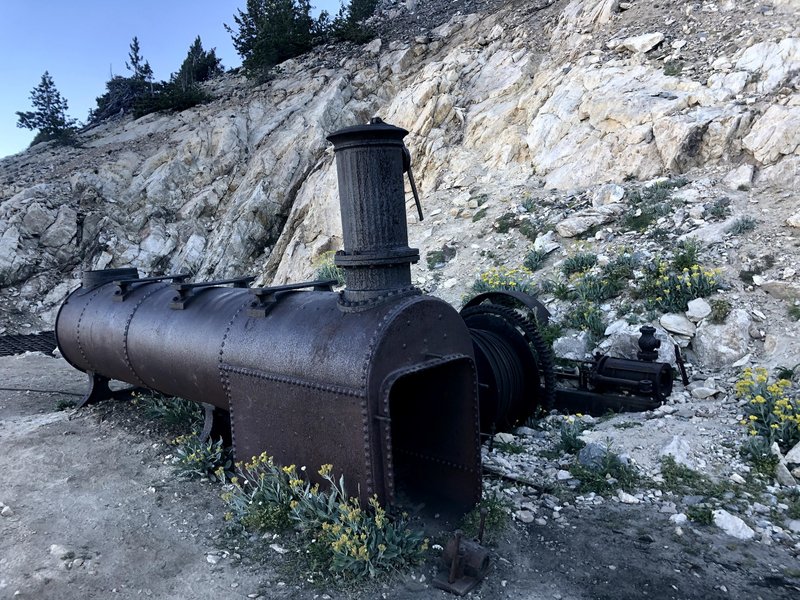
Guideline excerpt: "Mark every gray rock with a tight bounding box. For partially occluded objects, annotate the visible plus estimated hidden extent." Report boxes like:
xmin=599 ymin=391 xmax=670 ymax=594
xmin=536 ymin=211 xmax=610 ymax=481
xmin=621 ymin=32 xmax=665 ymax=54
xmin=40 ymin=206 xmax=77 ymax=248
xmin=669 ymin=513 xmax=688 ymax=525
xmin=617 ymin=491 xmax=640 ymax=504
xmin=713 ymin=509 xmax=755 ymax=540
xmin=686 ymin=298 xmax=712 ymax=322
xmin=760 ymin=280 xmax=800 ymax=301
xmin=787 ymin=212 xmax=800 ymax=228
xmin=723 ymin=165 xmax=754 ymax=190
xmin=556 ymin=205 xmax=623 ymax=238
xmin=533 ymin=230 xmax=560 ymax=254
xmin=785 ymin=441 xmax=800 ymax=465
xmin=20 ymin=203 xmax=57 ymax=236
xmin=49 ymin=544 xmax=74 ymax=560
xmin=678 ymin=218 xmax=737 ymax=246
xmin=660 ymin=313 xmax=696 ymax=337
xmin=1 ymin=505 xmax=12 ymax=517
xmin=515 ymin=509 xmax=535 ymax=524
xmin=578 ymin=443 xmax=609 ymax=470
xmin=787 ymin=520 xmax=800 ymax=534
xmin=692 ymin=309 xmax=751 ymax=369
xmin=659 ymin=436 xmax=694 ymax=468
xmin=556 ymin=469 xmax=573 ymax=481
xmin=591 ymin=184 xmax=625 ymax=207
xmin=600 ymin=321 xmax=676 ymax=365
xmin=691 ymin=387 xmax=718 ymax=399
xmin=552 ymin=331 xmax=590 ymax=360
xmin=682 ymin=495 xmax=705 ymax=506
xmin=775 ymin=462 xmax=797 ymax=487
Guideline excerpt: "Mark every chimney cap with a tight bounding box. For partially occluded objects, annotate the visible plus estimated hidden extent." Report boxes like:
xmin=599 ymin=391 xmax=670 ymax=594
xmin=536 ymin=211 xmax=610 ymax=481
xmin=327 ymin=117 xmax=408 ymax=148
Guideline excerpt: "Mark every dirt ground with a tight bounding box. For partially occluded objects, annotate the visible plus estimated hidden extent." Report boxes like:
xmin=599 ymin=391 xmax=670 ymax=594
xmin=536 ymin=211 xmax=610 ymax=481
xmin=1 ymin=352 xmax=799 ymax=600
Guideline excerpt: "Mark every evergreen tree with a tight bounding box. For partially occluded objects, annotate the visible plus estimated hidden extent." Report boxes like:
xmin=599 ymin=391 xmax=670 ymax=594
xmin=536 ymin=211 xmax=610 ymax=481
xmin=226 ymin=0 xmax=325 ymax=75
xmin=331 ymin=0 xmax=378 ymax=42
xmin=16 ymin=71 xmax=77 ymax=145
xmin=174 ymin=36 xmax=223 ymax=92
xmin=126 ymin=36 xmax=154 ymax=81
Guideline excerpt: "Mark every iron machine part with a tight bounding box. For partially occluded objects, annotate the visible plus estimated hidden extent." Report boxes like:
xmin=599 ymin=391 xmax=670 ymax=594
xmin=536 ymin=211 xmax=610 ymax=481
xmin=459 ymin=293 xmax=556 ymax=434
xmin=432 ymin=509 xmax=492 ymax=596
xmin=56 ymin=119 xmax=482 ymax=513
xmin=553 ymin=325 xmax=675 ymax=416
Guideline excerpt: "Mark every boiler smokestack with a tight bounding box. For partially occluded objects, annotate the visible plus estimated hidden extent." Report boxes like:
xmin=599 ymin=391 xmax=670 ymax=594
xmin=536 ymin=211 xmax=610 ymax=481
xmin=327 ymin=118 xmax=420 ymax=309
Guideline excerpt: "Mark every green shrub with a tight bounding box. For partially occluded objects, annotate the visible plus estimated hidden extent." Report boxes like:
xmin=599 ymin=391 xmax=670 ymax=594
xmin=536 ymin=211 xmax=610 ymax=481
xmin=601 ymin=252 xmax=640 ymax=283
xmin=708 ymin=299 xmax=731 ymax=324
xmin=222 ymin=456 xmax=427 ymax=579
xmin=314 ymin=251 xmax=345 ymax=285
xmin=518 ymin=220 xmax=539 ymax=242
xmin=570 ymin=448 xmax=639 ymax=494
xmin=472 ymin=207 xmax=488 ymax=222
xmin=672 ymin=239 xmax=700 ymax=272
xmin=686 ymin=505 xmax=714 ymax=525
xmin=461 ymin=492 xmax=511 ymax=543
xmin=173 ymin=435 xmax=233 ymax=482
xmin=727 ymin=216 xmax=758 ymax=235
xmin=636 ymin=261 xmax=720 ymax=312
xmin=561 ymin=252 xmax=597 ymax=277
xmin=573 ymin=273 xmax=625 ymax=303
xmin=708 ymin=197 xmax=731 ymax=219
xmin=562 ymin=302 xmax=607 ymax=341
xmin=557 ymin=416 xmax=586 ymax=454
xmin=736 ymin=367 xmax=799 ymax=455
xmin=470 ymin=267 xmax=536 ymax=296
xmin=494 ymin=212 xmax=517 ymax=233
xmin=138 ymin=393 xmax=203 ymax=430
xmin=664 ymin=60 xmax=683 ymax=76
xmin=523 ymin=248 xmax=548 ymax=272
xmin=740 ymin=435 xmax=779 ymax=477
xmin=622 ymin=179 xmax=686 ymax=231
xmin=788 ymin=304 xmax=800 ymax=321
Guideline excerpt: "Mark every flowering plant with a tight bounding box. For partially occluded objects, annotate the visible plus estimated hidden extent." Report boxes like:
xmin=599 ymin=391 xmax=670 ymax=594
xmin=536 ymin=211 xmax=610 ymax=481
xmin=737 ymin=367 xmax=799 ymax=455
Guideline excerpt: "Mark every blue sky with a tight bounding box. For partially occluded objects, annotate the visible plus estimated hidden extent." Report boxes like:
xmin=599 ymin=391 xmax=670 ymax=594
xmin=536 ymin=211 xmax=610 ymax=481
xmin=0 ymin=1 xmax=342 ymax=158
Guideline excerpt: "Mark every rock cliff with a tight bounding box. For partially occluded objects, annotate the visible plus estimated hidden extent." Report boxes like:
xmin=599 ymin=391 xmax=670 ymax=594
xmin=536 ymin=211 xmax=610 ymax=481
xmin=1 ymin=0 xmax=798 ymax=372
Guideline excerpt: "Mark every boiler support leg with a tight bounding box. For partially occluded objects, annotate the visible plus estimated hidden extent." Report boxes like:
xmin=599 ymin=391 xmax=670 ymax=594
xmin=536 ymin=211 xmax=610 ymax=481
xmin=200 ymin=404 xmax=232 ymax=446
xmin=76 ymin=371 xmax=113 ymax=409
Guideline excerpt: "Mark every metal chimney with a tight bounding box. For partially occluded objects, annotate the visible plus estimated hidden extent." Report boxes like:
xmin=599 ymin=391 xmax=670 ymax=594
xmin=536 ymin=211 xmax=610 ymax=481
xmin=327 ymin=118 xmax=420 ymax=309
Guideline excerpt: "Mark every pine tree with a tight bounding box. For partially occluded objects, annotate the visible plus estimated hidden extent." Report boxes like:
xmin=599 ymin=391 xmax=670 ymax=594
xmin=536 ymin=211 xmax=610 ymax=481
xmin=331 ymin=0 xmax=377 ymax=42
xmin=16 ymin=71 xmax=77 ymax=145
xmin=226 ymin=0 xmax=323 ymax=75
xmin=126 ymin=36 xmax=154 ymax=82
xmin=174 ymin=36 xmax=223 ymax=92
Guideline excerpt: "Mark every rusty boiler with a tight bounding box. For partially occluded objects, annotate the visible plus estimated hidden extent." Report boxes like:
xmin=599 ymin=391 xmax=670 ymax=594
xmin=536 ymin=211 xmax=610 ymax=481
xmin=55 ymin=119 xmax=482 ymax=512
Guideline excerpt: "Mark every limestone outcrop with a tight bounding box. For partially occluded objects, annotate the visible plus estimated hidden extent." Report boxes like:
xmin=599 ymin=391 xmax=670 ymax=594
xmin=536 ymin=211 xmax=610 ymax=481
xmin=0 ymin=0 xmax=798 ymax=376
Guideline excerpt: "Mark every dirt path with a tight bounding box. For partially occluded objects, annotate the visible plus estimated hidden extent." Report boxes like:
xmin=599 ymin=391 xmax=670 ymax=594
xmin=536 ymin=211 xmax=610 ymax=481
xmin=1 ymin=353 xmax=798 ymax=599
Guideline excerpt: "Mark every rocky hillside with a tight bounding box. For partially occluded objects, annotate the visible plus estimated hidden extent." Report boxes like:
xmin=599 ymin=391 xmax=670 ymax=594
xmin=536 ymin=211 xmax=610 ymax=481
xmin=2 ymin=0 xmax=800 ymax=569
xmin=1 ymin=0 xmax=799 ymax=377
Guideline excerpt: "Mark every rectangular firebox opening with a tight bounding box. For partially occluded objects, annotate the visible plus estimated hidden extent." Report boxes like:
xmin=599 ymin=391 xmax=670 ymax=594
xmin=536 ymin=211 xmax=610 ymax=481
xmin=385 ymin=357 xmax=479 ymax=515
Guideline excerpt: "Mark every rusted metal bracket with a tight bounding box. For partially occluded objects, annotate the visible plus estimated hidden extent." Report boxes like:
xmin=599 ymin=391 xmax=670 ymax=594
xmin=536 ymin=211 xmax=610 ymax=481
xmin=112 ymin=273 xmax=189 ymax=302
xmin=247 ymin=279 xmax=335 ymax=317
xmin=169 ymin=276 xmax=255 ymax=310
xmin=433 ymin=510 xmax=491 ymax=595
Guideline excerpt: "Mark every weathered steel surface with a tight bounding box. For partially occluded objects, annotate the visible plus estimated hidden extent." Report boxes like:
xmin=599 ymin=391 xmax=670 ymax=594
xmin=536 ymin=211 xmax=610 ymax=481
xmin=56 ymin=119 xmax=482 ymax=511
xmin=328 ymin=118 xmax=421 ymax=308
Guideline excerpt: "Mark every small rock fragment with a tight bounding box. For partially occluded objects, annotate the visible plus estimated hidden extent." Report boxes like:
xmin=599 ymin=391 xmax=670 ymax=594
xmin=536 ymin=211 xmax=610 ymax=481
xmin=515 ymin=509 xmax=535 ymax=524
xmin=621 ymin=32 xmax=665 ymax=53
xmin=686 ymin=298 xmax=711 ymax=323
xmin=713 ymin=510 xmax=755 ymax=540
